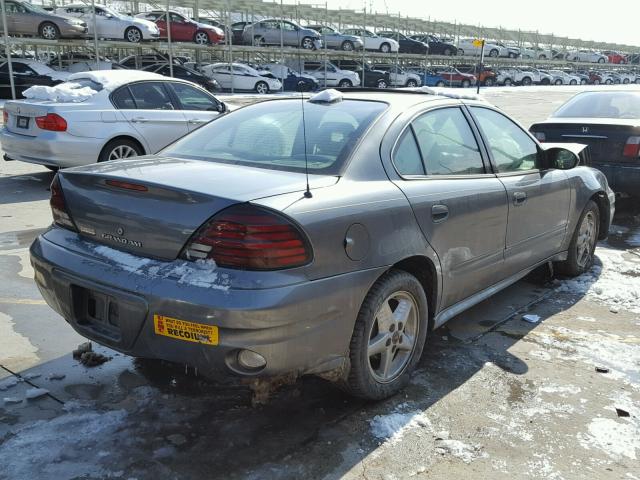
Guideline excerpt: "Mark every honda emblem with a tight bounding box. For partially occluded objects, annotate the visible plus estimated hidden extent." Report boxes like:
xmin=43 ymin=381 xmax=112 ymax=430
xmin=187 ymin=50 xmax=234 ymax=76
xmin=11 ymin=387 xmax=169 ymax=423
xmin=582 ymin=126 xmax=589 ymax=133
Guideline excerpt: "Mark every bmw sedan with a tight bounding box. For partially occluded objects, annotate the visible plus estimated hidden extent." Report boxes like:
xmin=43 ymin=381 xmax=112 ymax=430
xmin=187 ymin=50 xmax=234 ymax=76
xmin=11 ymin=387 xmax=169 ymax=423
xmin=1 ymin=70 xmax=225 ymax=169
xmin=30 ymin=89 xmax=614 ymax=400
xmin=31 ymin=90 xmax=615 ymax=399
xmin=530 ymin=90 xmax=640 ymax=196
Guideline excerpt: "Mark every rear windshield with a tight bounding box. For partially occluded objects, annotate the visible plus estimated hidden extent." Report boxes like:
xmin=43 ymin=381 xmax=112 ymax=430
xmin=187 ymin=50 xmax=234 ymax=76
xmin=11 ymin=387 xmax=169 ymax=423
xmin=553 ymin=92 xmax=640 ymax=119
xmin=162 ymin=99 xmax=387 ymax=175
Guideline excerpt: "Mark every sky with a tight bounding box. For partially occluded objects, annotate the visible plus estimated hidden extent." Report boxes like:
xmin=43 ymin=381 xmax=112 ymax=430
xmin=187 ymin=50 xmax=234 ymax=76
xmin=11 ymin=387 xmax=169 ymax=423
xmin=320 ymin=0 xmax=640 ymax=47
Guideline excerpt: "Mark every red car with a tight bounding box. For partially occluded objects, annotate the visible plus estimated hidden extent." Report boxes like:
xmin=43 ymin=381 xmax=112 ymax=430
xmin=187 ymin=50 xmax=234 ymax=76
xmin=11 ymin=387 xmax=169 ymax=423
xmin=136 ymin=10 xmax=224 ymax=45
xmin=434 ymin=66 xmax=477 ymax=87
xmin=603 ymin=51 xmax=627 ymax=64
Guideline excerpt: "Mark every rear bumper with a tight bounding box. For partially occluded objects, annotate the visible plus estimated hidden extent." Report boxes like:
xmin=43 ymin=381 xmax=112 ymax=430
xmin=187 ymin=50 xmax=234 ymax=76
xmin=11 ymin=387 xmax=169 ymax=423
xmin=30 ymin=231 xmax=386 ymax=379
xmin=592 ymin=162 xmax=640 ymax=196
xmin=0 ymin=128 xmax=100 ymax=168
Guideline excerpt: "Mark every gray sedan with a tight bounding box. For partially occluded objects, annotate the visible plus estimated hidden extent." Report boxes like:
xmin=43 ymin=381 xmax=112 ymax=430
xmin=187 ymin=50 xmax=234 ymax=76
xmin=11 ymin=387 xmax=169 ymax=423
xmin=31 ymin=89 xmax=614 ymax=400
xmin=306 ymin=24 xmax=363 ymax=51
xmin=2 ymin=0 xmax=87 ymax=39
xmin=241 ymin=18 xmax=321 ymax=49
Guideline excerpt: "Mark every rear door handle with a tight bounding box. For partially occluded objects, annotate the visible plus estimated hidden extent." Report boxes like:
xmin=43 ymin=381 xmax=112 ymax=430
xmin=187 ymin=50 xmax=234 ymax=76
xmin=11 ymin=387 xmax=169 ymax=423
xmin=513 ymin=191 xmax=527 ymax=206
xmin=431 ymin=204 xmax=449 ymax=223
xmin=131 ymin=117 xmax=148 ymax=123
xmin=187 ymin=119 xmax=207 ymax=124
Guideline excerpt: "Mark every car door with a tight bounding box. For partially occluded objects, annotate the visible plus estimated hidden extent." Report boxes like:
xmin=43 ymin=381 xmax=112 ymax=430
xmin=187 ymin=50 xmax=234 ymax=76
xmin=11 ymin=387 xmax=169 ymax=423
xmin=114 ymin=81 xmax=189 ymax=153
xmin=208 ymin=65 xmax=231 ymax=89
xmin=389 ymin=106 xmax=509 ymax=310
xmin=93 ymin=7 xmax=120 ymax=39
xmin=167 ymin=82 xmax=221 ymax=131
xmin=468 ymin=106 xmax=571 ymax=276
xmin=169 ymin=12 xmax=192 ymax=41
xmin=4 ymin=1 xmax=28 ymax=34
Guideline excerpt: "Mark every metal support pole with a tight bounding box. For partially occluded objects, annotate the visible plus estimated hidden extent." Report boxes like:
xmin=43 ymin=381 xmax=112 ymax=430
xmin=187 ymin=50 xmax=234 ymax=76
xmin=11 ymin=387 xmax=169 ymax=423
xmin=323 ymin=1 xmax=327 ymax=89
xmin=166 ymin=0 xmax=173 ymax=77
xmin=361 ymin=7 xmax=366 ymax=87
xmin=91 ymin=0 xmax=99 ymax=68
xmin=226 ymin=0 xmax=233 ymax=93
xmin=279 ymin=0 xmax=284 ymax=88
xmin=477 ymin=39 xmax=485 ymax=94
xmin=0 ymin=0 xmax=15 ymax=100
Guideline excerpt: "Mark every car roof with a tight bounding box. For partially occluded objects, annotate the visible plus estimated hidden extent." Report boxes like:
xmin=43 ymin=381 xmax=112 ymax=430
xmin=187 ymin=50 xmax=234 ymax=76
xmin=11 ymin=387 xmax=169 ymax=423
xmin=67 ymin=70 xmax=169 ymax=91
xmin=320 ymin=88 xmax=487 ymax=107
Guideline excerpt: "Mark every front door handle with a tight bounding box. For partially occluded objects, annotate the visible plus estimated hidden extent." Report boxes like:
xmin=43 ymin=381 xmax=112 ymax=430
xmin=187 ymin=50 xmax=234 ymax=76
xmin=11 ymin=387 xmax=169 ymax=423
xmin=131 ymin=117 xmax=149 ymax=123
xmin=431 ymin=204 xmax=449 ymax=223
xmin=187 ymin=119 xmax=206 ymax=124
xmin=513 ymin=191 xmax=527 ymax=206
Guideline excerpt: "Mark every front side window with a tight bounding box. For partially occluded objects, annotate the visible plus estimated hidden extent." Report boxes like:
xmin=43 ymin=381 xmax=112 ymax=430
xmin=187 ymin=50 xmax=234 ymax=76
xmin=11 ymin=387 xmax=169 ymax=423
xmin=162 ymin=99 xmax=387 ymax=174
xmin=128 ymin=82 xmax=174 ymax=110
xmin=411 ymin=108 xmax=484 ymax=176
xmin=471 ymin=107 xmax=538 ymax=173
xmin=170 ymin=83 xmax=218 ymax=111
xmin=281 ymin=21 xmax=296 ymax=31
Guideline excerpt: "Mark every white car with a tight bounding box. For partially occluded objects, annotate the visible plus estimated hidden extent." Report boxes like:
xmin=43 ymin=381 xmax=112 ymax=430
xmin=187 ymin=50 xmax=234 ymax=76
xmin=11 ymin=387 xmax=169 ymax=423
xmin=55 ymin=4 xmax=159 ymax=42
xmin=567 ymin=50 xmax=608 ymax=64
xmin=0 ymin=70 xmax=226 ymax=169
xmin=260 ymin=63 xmax=318 ymax=86
xmin=496 ymin=42 xmax=521 ymax=58
xmin=527 ymin=68 xmax=554 ymax=85
xmin=372 ymin=64 xmax=421 ymax=87
xmin=201 ymin=63 xmax=281 ymax=94
xmin=457 ymin=39 xmax=507 ymax=58
xmin=534 ymin=47 xmax=554 ymax=60
xmin=342 ymin=28 xmax=399 ymax=53
xmin=290 ymin=60 xmax=360 ymax=88
xmin=518 ymin=46 xmax=536 ymax=59
xmin=546 ymin=70 xmax=581 ymax=85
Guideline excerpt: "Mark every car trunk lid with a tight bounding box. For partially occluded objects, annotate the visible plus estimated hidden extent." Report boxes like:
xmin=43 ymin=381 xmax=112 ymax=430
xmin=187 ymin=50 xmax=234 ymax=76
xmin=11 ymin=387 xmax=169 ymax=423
xmin=59 ymin=156 xmax=337 ymax=260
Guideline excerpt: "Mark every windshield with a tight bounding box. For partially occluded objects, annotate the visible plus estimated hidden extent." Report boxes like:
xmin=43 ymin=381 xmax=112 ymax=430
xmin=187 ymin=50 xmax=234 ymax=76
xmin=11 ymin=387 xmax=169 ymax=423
xmin=162 ymin=99 xmax=387 ymax=175
xmin=27 ymin=62 xmax=56 ymax=76
xmin=24 ymin=3 xmax=49 ymax=14
xmin=553 ymin=92 xmax=640 ymax=119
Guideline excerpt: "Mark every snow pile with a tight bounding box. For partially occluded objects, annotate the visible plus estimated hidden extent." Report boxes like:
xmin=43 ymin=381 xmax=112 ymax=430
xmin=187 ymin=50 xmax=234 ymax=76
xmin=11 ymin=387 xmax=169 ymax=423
xmin=556 ymin=245 xmax=640 ymax=313
xmin=23 ymin=82 xmax=97 ymax=102
xmin=68 ymin=70 xmax=165 ymax=92
xmin=309 ymin=89 xmax=343 ymax=103
xmin=25 ymin=388 xmax=49 ymax=400
xmin=578 ymin=417 xmax=640 ymax=460
xmin=0 ymin=409 xmax=128 ymax=479
xmin=90 ymin=242 xmax=228 ymax=290
xmin=0 ymin=376 xmax=19 ymax=391
xmin=370 ymin=406 xmax=431 ymax=444
xmin=28 ymin=63 xmax=70 ymax=82
xmin=434 ymin=439 xmax=484 ymax=464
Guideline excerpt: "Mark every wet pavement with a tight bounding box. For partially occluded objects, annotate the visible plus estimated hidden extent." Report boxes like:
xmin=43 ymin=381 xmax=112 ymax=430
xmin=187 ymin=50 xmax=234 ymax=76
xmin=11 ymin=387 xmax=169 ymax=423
xmin=1 ymin=87 xmax=639 ymax=480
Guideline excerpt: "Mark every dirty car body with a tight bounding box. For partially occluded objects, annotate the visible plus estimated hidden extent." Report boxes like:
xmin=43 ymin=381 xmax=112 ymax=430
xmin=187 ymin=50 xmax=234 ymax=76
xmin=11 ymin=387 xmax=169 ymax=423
xmin=31 ymin=90 xmax=614 ymax=399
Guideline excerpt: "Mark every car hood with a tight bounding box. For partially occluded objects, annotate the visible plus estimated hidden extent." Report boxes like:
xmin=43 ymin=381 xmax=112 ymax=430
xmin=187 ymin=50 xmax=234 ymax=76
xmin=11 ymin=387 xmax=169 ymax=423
xmin=194 ymin=21 xmax=223 ymax=34
xmin=132 ymin=17 xmax=159 ymax=30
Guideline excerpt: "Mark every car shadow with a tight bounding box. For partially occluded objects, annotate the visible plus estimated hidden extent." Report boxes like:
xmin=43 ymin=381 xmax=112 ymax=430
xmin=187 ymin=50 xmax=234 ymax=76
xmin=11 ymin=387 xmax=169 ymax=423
xmin=0 ymin=168 xmax=54 ymax=205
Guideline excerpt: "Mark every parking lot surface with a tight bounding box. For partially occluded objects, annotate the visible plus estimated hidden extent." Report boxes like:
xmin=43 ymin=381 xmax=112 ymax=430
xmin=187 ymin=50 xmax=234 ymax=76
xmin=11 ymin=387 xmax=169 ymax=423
xmin=1 ymin=87 xmax=639 ymax=480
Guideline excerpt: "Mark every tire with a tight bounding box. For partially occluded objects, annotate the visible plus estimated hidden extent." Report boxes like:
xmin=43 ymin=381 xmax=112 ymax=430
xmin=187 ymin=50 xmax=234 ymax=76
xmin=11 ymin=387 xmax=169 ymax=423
xmin=598 ymin=58 xmax=605 ymax=63
xmin=376 ymin=79 xmax=388 ymax=89
xmin=541 ymin=78 xmax=550 ymax=85
xmin=521 ymin=76 xmax=532 ymax=86
xmin=623 ymin=78 xmax=630 ymax=84
xmin=406 ymin=79 xmax=418 ymax=87
xmin=458 ymin=49 xmax=465 ymax=56
xmin=539 ymin=55 xmax=547 ymax=60
xmin=508 ymin=52 xmax=516 ymax=59
xmin=443 ymin=48 xmax=451 ymax=56
xmin=605 ymin=79 xmax=613 ymax=85
xmin=253 ymin=35 xmax=265 ymax=47
xmin=593 ymin=79 xmax=600 ymax=85
xmin=580 ymin=79 xmax=587 ymax=85
xmin=125 ymin=26 xmax=142 ymax=43
xmin=489 ymin=49 xmax=499 ymax=57
xmin=484 ymin=77 xmax=495 ymax=87
xmin=340 ymin=269 xmax=428 ymax=400
xmin=194 ymin=31 xmax=210 ymax=45
xmin=39 ymin=22 xmax=60 ymax=40
xmin=341 ymin=40 xmax=354 ymax=51
xmin=461 ymin=79 xmax=471 ymax=88
xmin=436 ymin=81 xmax=445 ymax=87
xmin=98 ymin=138 xmax=143 ymax=163
xmin=504 ymin=78 xmax=513 ymax=86
xmin=555 ymin=201 xmax=599 ymax=277
xmin=338 ymin=79 xmax=352 ymax=88
xmin=379 ymin=42 xmax=391 ymax=53
xmin=301 ymin=36 xmax=315 ymax=50
xmin=555 ymin=79 xmax=563 ymax=85
xmin=255 ymin=81 xmax=269 ymax=94
xmin=570 ymin=80 xmax=577 ymax=85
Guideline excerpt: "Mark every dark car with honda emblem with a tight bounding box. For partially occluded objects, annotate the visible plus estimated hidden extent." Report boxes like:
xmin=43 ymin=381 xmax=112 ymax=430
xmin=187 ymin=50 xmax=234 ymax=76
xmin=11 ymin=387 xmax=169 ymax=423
xmin=530 ymin=90 xmax=640 ymax=196
xmin=31 ymin=88 xmax=613 ymax=400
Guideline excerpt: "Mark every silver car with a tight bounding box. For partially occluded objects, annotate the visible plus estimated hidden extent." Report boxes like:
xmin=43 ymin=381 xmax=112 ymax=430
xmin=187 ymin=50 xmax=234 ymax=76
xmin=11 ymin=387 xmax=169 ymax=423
xmin=31 ymin=90 xmax=614 ymax=400
xmin=241 ymin=18 xmax=321 ymax=49
xmin=306 ymin=24 xmax=363 ymax=51
xmin=1 ymin=0 xmax=87 ymax=39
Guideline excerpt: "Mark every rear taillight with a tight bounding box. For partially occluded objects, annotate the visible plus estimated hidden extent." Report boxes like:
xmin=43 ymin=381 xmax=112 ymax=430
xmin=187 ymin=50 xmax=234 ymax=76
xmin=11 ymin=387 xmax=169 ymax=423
xmin=182 ymin=204 xmax=312 ymax=270
xmin=2 ymin=110 xmax=7 ymax=124
xmin=532 ymin=131 xmax=546 ymax=142
xmin=50 ymin=175 xmax=77 ymax=231
xmin=36 ymin=113 xmax=67 ymax=132
xmin=623 ymin=136 xmax=640 ymax=157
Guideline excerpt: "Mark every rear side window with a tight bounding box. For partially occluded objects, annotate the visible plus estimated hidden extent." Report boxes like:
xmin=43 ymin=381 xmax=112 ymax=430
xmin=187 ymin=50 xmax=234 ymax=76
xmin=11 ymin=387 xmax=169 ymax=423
xmin=111 ymin=86 xmax=136 ymax=109
xmin=412 ymin=108 xmax=484 ymax=175
xmin=170 ymin=82 xmax=219 ymax=111
xmin=128 ymin=82 xmax=174 ymax=110
xmin=393 ymin=129 xmax=424 ymax=175
xmin=471 ymin=107 xmax=538 ymax=173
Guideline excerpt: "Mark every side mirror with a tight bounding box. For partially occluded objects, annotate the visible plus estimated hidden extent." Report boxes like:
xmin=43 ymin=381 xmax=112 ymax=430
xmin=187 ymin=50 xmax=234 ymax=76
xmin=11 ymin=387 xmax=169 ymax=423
xmin=544 ymin=147 xmax=579 ymax=170
xmin=217 ymin=102 xmax=227 ymax=113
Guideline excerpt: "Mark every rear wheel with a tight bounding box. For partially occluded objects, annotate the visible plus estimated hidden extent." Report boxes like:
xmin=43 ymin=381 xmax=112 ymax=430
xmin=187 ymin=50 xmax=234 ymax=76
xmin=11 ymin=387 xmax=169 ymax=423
xmin=341 ymin=40 xmax=354 ymax=51
xmin=255 ymin=81 xmax=269 ymax=94
xmin=556 ymin=201 xmax=599 ymax=277
xmin=555 ymin=79 xmax=563 ymax=85
xmin=194 ymin=31 xmax=209 ymax=45
xmin=39 ymin=22 xmax=59 ymax=40
xmin=623 ymin=78 xmax=630 ymax=84
xmin=605 ymin=79 xmax=613 ymax=85
xmin=99 ymin=138 xmax=143 ymax=163
xmin=504 ymin=78 xmax=513 ymax=86
xmin=125 ymin=26 xmax=142 ymax=43
xmin=593 ymin=79 xmax=601 ymax=85
xmin=484 ymin=77 xmax=495 ymax=86
xmin=436 ymin=80 xmax=445 ymax=87
xmin=521 ymin=76 xmax=532 ymax=86
xmin=580 ymin=79 xmax=587 ymax=85
xmin=340 ymin=270 xmax=428 ymax=400
xmin=570 ymin=79 xmax=577 ymax=85
xmin=489 ymin=49 xmax=499 ymax=57
xmin=598 ymin=58 xmax=605 ymax=63
xmin=376 ymin=79 xmax=388 ymax=89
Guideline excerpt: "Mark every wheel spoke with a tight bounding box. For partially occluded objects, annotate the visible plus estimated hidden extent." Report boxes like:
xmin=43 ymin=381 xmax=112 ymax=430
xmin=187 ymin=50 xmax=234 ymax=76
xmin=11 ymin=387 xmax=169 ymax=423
xmin=379 ymin=348 xmax=394 ymax=378
xmin=393 ymin=299 xmax=412 ymax=325
xmin=397 ymin=334 xmax=414 ymax=352
xmin=376 ymin=301 xmax=394 ymax=331
xmin=368 ymin=333 xmax=390 ymax=356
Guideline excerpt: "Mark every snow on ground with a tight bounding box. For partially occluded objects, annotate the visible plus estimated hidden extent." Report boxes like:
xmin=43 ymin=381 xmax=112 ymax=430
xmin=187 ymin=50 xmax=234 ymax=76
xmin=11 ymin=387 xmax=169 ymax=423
xmin=556 ymin=244 xmax=640 ymax=313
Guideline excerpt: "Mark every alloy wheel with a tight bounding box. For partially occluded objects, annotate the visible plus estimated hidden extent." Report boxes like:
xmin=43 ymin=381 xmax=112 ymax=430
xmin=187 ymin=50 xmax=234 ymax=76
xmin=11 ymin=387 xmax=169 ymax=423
xmin=195 ymin=32 xmax=209 ymax=45
xmin=126 ymin=28 xmax=141 ymax=43
xmin=302 ymin=37 xmax=314 ymax=49
xmin=255 ymin=82 xmax=268 ymax=94
xmin=108 ymin=145 xmax=138 ymax=161
xmin=41 ymin=24 xmax=58 ymax=40
xmin=576 ymin=211 xmax=597 ymax=268
xmin=342 ymin=41 xmax=354 ymax=51
xmin=380 ymin=43 xmax=390 ymax=53
xmin=367 ymin=291 xmax=418 ymax=383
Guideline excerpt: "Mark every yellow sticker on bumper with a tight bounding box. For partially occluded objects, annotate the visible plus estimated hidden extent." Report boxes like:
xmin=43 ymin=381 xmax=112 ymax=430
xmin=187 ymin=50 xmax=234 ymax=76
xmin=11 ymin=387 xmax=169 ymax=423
xmin=153 ymin=314 xmax=218 ymax=346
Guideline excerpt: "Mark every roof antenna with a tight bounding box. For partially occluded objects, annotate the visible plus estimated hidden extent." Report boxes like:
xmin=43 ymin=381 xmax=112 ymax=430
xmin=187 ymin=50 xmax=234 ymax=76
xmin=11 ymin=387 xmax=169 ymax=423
xmin=294 ymin=18 xmax=312 ymax=199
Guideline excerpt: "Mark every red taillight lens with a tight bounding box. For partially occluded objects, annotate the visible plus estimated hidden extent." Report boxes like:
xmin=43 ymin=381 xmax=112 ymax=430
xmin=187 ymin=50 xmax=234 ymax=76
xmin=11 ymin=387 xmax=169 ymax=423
xmin=50 ymin=175 xmax=77 ymax=231
xmin=182 ymin=204 xmax=312 ymax=270
xmin=2 ymin=110 xmax=7 ymax=124
xmin=623 ymin=136 xmax=640 ymax=157
xmin=36 ymin=113 xmax=67 ymax=132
